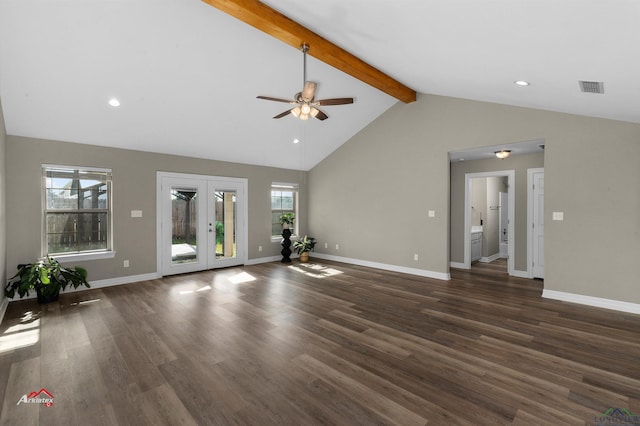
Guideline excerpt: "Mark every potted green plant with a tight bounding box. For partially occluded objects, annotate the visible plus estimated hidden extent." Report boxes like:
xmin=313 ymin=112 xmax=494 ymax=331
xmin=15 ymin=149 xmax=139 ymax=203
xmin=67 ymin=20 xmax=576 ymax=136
xmin=279 ymin=213 xmax=295 ymax=229
xmin=4 ymin=257 xmax=90 ymax=304
xmin=293 ymin=235 xmax=316 ymax=262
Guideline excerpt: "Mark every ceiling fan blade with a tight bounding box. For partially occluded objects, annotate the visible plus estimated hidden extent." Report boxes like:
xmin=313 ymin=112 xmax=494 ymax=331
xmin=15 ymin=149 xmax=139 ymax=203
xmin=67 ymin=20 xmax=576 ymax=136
xmin=273 ymin=109 xmax=293 ymax=119
xmin=310 ymin=107 xmax=328 ymax=121
xmin=315 ymin=97 xmax=354 ymax=106
xmin=257 ymin=95 xmax=296 ymax=104
xmin=301 ymin=81 xmax=317 ymax=102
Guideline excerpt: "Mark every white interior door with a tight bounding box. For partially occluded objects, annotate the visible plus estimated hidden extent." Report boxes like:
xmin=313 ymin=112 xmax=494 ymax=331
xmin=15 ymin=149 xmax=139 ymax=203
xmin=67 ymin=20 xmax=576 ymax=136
xmin=158 ymin=173 xmax=247 ymax=276
xmin=532 ymin=171 xmax=545 ymax=278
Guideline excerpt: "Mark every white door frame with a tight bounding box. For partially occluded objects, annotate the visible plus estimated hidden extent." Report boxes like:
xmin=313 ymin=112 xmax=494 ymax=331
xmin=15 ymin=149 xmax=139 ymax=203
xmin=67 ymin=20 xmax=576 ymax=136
xmin=156 ymin=171 xmax=248 ymax=276
xmin=464 ymin=170 xmax=515 ymax=274
xmin=527 ymin=168 xmax=544 ymax=278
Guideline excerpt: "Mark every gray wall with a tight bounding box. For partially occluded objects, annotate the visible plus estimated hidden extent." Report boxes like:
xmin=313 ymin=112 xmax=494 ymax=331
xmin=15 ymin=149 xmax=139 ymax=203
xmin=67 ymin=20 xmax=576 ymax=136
xmin=0 ymin=99 xmax=6 ymax=309
xmin=309 ymin=93 xmax=640 ymax=304
xmin=451 ymin=153 xmax=544 ymax=270
xmin=6 ymin=136 xmax=307 ymax=281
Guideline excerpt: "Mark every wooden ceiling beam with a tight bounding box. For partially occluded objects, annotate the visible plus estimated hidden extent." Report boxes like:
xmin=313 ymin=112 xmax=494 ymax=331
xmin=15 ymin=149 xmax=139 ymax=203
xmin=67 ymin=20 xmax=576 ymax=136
xmin=201 ymin=0 xmax=416 ymax=103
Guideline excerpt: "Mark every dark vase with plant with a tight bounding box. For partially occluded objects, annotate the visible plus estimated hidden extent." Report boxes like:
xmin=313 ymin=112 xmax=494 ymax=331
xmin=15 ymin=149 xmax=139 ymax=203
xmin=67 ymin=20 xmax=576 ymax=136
xmin=4 ymin=257 xmax=91 ymax=304
xmin=293 ymin=236 xmax=316 ymax=263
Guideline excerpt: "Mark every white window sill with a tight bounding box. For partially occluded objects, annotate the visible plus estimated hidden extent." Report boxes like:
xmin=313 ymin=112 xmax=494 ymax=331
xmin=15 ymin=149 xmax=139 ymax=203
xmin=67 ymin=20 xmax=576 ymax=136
xmin=45 ymin=251 xmax=116 ymax=263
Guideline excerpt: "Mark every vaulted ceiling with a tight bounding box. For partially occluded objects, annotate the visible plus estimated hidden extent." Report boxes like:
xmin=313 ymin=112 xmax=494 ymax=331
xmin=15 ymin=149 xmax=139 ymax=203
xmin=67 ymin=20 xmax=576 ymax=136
xmin=1 ymin=1 xmax=638 ymax=170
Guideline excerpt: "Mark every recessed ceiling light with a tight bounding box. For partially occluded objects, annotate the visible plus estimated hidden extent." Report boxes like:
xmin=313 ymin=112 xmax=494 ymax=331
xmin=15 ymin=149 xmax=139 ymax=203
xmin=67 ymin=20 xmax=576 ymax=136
xmin=514 ymin=80 xmax=530 ymax=86
xmin=293 ymin=138 xmax=300 ymax=144
xmin=108 ymin=98 xmax=121 ymax=107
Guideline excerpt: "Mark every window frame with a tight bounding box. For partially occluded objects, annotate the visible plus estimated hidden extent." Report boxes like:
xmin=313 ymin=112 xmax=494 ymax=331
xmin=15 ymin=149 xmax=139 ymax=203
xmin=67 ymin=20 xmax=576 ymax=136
xmin=271 ymin=183 xmax=298 ymax=240
xmin=42 ymin=164 xmax=115 ymax=262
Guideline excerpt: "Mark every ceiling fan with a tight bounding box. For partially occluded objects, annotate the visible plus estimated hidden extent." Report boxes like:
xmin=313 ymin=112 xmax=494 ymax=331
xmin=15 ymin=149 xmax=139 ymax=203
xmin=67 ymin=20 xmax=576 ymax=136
xmin=257 ymin=43 xmax=354 ymax=121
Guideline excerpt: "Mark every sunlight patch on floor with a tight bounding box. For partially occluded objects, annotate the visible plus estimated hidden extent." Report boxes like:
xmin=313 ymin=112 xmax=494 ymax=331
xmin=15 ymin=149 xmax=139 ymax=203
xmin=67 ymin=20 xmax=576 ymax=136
xmin=70 ymin=298 xmax=101 ymax=306
xmin=179 ymin=285 xmax=212 ymax=295
xmin=288 ymin=263 xmax=344 ymax=278
xmin=4 ymin=318 xmax=40 ymax=335
xmin=228 ymin=272 xmax=256 ymax=284
xmin=0 ymin=316 xmax=40 ymax=354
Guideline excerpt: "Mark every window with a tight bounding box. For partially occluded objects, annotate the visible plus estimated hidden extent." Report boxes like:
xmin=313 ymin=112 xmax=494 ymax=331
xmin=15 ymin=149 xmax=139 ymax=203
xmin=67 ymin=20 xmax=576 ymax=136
xmin=43 ymin=165 xmax=112 ymax=257
xmin=271 ymin=183 xmax=298 ymax=237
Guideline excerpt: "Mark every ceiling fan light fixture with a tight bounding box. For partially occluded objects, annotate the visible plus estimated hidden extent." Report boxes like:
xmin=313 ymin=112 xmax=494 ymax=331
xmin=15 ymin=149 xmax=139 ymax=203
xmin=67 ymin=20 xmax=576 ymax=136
xmin=495 ymin=150 xmax=511 ymax=159
xmin=256 ymin=42 xmax=353 ymax=121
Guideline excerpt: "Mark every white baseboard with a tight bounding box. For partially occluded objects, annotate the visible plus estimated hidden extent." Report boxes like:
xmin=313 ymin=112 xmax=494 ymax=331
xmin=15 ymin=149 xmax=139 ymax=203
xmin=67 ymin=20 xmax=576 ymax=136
xmin=449 ymin=261 xmax=467 ymax=270
xmin=0 ymin=297 xmax=9 ymax=325
xmin=245 ymin=255 xmax=284 ymax=265
xmin=87 ymin=272 xmax=162 ymax=290
xmin=3 ymin=272 xmax=162 ymax=303
xmin=314 ymin=253 xmax=450 ymax=281
xmin=479 ymin=253 xmax=501 ymax=263
xmin=543 ymin=289 xmax=640 ymax=315
xmin=511 ymin=269 xmax=531 ymax=279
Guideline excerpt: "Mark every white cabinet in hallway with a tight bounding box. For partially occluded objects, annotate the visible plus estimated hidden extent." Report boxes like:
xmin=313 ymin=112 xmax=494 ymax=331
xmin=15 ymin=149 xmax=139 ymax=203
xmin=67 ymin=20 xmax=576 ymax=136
xmin=471 ymin=231 xmax=483 ymax=262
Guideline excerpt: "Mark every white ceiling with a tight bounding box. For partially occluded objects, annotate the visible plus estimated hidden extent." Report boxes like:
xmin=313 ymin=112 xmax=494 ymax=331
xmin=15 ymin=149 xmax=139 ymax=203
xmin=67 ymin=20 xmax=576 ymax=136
xmin=1 ymin=0 xmax=639 ymax=171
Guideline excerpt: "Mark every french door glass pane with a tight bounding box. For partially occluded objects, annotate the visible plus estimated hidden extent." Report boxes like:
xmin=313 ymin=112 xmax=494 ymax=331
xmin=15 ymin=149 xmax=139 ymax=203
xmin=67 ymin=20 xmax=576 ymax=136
xmin=215 ymin=190 xmax=236 ymax=259
xmin=171 ymin=187 xmax=198 ymax=264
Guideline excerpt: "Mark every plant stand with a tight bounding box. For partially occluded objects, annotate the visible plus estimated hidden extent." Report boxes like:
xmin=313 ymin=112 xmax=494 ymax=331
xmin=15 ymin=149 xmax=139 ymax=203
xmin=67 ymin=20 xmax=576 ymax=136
xmin=281 ymin=228 xmax=292 ymax=263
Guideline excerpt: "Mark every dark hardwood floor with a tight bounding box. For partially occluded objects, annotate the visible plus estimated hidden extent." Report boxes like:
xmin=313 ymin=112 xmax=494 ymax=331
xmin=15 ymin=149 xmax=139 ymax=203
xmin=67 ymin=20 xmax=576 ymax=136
xmin=1 ymin=259 xmax=639 ymax=425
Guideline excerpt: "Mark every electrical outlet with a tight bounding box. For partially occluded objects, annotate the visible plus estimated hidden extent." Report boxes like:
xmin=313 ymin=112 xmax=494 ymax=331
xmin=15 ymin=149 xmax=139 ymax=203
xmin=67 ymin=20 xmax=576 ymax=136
xmin=258 ymin=245 xmax=262 ymax=252
xmin=552 ymin=212 xmax=564 ymax=221
xmin=335 ymin=244 xmax=339 ymax=250
xmin=414 ymin=254 xmax=419 ymax=261
xmin=131 ymin=210 xmax=143 ymax=218
xmin=123 ymin=260 xmax=130 ymax=268
xmin=324 ymin=243 xmax=328 ymax=249
xmin=428 ymin=210 xmax=435 ymax=218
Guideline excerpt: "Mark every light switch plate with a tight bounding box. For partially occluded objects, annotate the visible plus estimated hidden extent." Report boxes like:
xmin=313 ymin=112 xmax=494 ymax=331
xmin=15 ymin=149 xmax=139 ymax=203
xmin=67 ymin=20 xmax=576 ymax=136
xmin=552 ymin=212 xmax=564 ymax=221
xmin=131 ymin=210 xmax=143 ymax=218
xmin=428 ymin=210 xmax=435 ymax=218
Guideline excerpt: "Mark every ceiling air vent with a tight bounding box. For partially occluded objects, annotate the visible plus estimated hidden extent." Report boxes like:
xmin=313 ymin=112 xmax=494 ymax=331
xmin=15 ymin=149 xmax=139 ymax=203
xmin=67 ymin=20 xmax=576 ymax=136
xmin=579 ymin=80 xmax=604 ymax=94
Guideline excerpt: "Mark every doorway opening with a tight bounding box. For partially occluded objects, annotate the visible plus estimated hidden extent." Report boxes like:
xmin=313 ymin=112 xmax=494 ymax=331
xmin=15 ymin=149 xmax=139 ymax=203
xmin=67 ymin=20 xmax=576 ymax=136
xmin=464 ymin=171 xmax=515 ymax=274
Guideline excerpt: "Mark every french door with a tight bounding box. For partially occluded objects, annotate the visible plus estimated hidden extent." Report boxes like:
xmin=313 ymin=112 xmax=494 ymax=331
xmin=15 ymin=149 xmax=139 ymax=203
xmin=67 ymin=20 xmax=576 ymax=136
xmin=158 ymin=172 xmax=247 ymax=276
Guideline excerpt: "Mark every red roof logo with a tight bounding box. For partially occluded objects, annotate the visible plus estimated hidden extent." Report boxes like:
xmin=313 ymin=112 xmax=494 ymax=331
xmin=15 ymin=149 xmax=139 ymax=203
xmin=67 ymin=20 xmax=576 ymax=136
xmin=17 ymin=388 xmax=54 ymax=407
xmin=27 ymin=388 xmax=54 ymax=399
